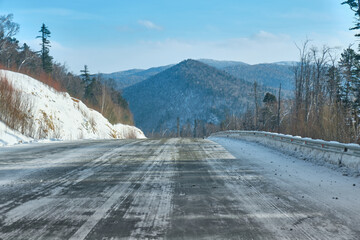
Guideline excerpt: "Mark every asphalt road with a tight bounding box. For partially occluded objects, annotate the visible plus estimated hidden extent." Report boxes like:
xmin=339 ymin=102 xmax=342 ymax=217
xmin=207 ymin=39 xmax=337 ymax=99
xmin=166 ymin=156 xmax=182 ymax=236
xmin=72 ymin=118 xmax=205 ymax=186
xmin=0 ymin=138 xmax=359 ymax=239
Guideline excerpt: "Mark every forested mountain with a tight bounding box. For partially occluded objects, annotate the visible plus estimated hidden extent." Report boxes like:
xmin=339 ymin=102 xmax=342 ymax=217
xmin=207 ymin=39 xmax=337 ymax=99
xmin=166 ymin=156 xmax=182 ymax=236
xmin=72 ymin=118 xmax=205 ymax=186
xmin=222 ymin=63 xmax=294 ymax=90
xmin=122 ymin=59 xmax=268 ymax=134
xmin=102 ymin=59 xmax=294 ymax=91
xmin=99 ymin=65 xmax=173 ymax=89
xmin=198 ymin=59 xmax=294 ymax=90
xmin=197 ymin=59 xmax=248 ymax=69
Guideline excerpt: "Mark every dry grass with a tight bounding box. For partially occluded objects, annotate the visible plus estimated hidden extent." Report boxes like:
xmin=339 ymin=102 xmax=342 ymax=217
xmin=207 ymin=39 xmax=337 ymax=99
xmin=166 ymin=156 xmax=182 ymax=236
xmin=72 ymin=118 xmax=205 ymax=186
xmin=0 ymin=64 xmax=64 ymax=92
xmin=126 ymin=131 xmax=137 ymax=139
xmin=35 ymin=110 xmax=61 ymax=139
xmin=110 ymin=128 xmax=118 ymax=139
xmin=0 ymin=75 xmax=35 ymax=136
xmin=88 ymin=116 xmax=97 ymax=133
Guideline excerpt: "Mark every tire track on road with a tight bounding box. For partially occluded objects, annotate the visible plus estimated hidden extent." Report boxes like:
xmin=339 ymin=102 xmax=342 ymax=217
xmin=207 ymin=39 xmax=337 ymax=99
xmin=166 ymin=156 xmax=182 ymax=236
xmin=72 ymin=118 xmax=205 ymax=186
xmin=84 ymin=138 xmax=177 ymax=240
xmin=0 ymin=139 xmax=149 ymax=239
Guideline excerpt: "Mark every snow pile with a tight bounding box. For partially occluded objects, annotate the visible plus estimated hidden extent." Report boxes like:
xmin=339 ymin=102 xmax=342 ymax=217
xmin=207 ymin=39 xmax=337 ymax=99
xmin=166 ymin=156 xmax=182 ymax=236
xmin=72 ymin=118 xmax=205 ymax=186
xmin=211 ymin=131 xmax=360 ymax=175
xmin=0 ymin=70 xmax=145 ymax=145
xmin=0 ymin=120 xmax=33 ymax=146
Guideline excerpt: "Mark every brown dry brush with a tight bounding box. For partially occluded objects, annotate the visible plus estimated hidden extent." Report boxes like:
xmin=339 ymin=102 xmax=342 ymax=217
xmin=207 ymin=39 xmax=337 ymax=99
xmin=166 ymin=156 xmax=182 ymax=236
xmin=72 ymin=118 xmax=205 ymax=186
xmin=218 ymin=96 xmax=358 ymax=144
xmin=86 ymin=86 xmax=134 ymax=126
xmin=0 ymin=63 xmax=64 ymax=92
xmin=0 ymin=76 xmax=35 ymax=136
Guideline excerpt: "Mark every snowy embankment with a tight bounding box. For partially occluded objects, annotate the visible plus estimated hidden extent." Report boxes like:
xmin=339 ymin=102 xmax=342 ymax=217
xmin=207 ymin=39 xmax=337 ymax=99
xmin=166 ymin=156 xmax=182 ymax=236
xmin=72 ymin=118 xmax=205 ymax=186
xmin=211 ymin=131 xmax=360 ymax=174
xmin=0 ymin=70 xmax=145 ymax=146
xmin=0 ymin=120 xmax=32 ymax=146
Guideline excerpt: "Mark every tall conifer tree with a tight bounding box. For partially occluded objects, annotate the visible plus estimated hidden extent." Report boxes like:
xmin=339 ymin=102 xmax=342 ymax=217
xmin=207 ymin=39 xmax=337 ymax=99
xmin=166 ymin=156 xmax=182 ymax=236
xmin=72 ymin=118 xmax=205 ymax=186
xmin=37 ymin=23 xmax=52 ymax=73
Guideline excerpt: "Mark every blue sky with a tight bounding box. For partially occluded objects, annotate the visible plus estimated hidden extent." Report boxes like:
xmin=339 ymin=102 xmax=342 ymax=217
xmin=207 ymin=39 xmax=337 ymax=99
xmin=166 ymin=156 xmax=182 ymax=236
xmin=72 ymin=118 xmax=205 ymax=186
xmin=0 ymin=0 xmax=357 ymax=73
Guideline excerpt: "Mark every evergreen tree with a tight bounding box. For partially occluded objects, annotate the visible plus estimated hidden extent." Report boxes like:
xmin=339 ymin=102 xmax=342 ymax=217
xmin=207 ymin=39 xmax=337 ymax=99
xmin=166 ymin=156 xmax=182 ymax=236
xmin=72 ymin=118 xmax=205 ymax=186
xmin=18 ymin=43 xmax=31 ymax=71
xmin=338 ymin=46 xmax=360 ymax=140
xmin=37 ymin=23 xmax=53 ymax=73
xmin=84 ymin=77 xmax=102 ymax=106
xmin=80 ymin=65 xmax=91 ymax=86
xmin=339 ymin=47 xmax=358 ymax=108
xmin=263 ymin=92 xmax=277 ymax=105
xmin=342 ymin=1 xmax=360 ymax=37
xmin=260 ymin=92 xmax=277 ymax=131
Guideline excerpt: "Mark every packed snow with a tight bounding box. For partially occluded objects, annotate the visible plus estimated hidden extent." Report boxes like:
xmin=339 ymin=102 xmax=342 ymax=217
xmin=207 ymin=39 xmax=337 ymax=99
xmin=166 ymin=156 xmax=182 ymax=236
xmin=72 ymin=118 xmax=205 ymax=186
xmin=212 ymin=131 xmax=360 ymax=174
xmin=0 ymin=70 xmax=145 ymax=146
xmin=0 ymin=120 xmax=33 ymax=146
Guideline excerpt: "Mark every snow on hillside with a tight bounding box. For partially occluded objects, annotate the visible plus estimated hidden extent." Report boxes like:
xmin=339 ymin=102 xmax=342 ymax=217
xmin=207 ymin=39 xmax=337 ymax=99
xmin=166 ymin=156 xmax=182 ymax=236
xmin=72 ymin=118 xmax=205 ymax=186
xmin=0 ymin=120 xmax=33 ymax=146
xmin=0 ymin=70 xmax=145 ymax=146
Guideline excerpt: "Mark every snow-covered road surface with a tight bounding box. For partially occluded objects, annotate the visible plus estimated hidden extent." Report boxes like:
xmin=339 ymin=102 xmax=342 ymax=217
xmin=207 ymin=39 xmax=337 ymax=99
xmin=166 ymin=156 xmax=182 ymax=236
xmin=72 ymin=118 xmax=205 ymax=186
xmin=0 ymin=138 xmax=359 ymax=239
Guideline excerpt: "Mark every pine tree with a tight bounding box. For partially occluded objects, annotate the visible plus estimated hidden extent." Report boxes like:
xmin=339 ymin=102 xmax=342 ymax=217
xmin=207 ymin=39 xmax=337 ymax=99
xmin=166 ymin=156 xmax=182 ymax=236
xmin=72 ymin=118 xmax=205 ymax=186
xmin=80 ymin=65 xmax=91 ymax=86
xmin=342 ymin=1 xmax=360 ymax=141
xmin=84 ymin=77 xmax=102 ymax=106
xmin=339 ymin=47 xmax=358 ymax=108
xmin=37 ymin=23 xmax=53 ymax=73
xmin=263 ymin=92 xmax=277 ymax=105
xmin=342 ymin=1 xmax=360 ymax=37
xmin=18 ymin=43 xmax=31 ymax=71
xmin=338 ymin=47 xmax=360 ymax=140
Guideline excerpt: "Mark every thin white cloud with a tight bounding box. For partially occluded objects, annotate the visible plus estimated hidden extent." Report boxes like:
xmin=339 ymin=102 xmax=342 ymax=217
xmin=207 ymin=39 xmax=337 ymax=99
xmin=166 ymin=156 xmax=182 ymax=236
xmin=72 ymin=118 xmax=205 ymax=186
xmin=138 ymin=20 xmax=163 ymax=31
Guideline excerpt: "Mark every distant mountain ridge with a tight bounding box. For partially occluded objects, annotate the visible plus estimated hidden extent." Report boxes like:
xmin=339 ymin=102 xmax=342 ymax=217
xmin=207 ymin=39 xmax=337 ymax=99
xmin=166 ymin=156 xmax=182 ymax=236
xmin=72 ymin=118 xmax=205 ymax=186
xmin=99 ymin=65 xmax=173 ymax=89
xmin=222 ymin=63 xmax=294 ymax=90
xmin=100 ymin=59 xmax=295 ymax=91
xmin=122 ymin=59 xmax=269 ymax=133
xmin=197 ymin=59 xmax=249 ymax=68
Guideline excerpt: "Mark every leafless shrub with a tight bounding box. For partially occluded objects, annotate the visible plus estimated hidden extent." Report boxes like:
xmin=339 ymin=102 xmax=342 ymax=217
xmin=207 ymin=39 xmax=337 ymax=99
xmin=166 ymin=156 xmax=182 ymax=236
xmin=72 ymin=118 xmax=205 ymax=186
xmin=89 ymin=116 xmax=97 ymax=133
xmin=34 ymin=110 xmax=59 ymax=139
xmin=126 ymin=130 xmax=137 ymax=139
xmin=0 ymin=75 xmax=35 ymax=136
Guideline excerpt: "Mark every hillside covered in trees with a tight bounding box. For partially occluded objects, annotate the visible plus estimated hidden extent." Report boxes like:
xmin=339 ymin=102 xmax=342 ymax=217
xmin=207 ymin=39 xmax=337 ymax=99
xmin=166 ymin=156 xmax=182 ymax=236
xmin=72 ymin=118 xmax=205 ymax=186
xmin=99 ymin=59 xmax=294 ymax=92
xmin=123 ymin=59 xmax=269 ymax=135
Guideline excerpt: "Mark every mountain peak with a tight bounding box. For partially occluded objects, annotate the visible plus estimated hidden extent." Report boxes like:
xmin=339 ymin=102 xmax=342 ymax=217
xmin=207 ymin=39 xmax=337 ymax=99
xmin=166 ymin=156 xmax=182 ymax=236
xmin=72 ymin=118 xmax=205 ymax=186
xmin=177 ymin=59 xmax=207 ymax=68
xmin=197 ymin=59 xmax=249 ymax=69
xmin=123 ymin=59 xmax=256 ymax=133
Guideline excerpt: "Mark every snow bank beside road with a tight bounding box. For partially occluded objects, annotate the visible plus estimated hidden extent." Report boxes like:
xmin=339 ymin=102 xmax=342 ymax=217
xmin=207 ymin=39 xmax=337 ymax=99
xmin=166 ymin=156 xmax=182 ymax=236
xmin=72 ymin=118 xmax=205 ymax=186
xmin=211 ymin=131 xmax=360 ymax=175
xmin=0 ymin=121 xmax=33 ymax=146
xmin=0 ymin=70 xmax=145 ymax=145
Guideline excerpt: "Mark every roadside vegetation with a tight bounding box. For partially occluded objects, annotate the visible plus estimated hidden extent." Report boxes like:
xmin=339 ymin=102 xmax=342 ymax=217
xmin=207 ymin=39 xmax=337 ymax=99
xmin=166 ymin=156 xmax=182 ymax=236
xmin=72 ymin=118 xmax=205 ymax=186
xmin=211 ymin=2 xmax=360 ymax=144
xmin=0 ymin=75 xmax=34 ymax=136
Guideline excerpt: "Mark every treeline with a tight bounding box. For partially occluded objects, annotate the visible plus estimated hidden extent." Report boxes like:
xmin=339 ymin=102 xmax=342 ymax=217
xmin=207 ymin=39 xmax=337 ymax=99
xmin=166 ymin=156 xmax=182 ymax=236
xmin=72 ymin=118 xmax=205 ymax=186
xmin=0 ymin=14 xmax=133 ymax=125
xmin=219 ymin=42 xmax=360 ymax=143
xmin=147 ymin=118 xmax=218 ymax=138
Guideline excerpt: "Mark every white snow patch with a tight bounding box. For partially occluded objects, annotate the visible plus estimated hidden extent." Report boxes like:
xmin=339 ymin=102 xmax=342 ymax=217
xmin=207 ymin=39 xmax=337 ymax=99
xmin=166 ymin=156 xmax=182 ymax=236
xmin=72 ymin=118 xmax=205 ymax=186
xmin=212 ymin=131 xmax=360 ymax=174
xmin=0 ymin=70 xmax=145 ymax=146
xmin=0 ymin=120 xmax=33 ymax=146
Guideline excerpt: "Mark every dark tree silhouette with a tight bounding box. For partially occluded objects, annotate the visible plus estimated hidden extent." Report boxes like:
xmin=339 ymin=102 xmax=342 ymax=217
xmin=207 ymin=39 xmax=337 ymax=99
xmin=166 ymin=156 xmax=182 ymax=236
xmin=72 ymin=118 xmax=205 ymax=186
xmin=37 ymin=23 xmax=53 ymax=73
